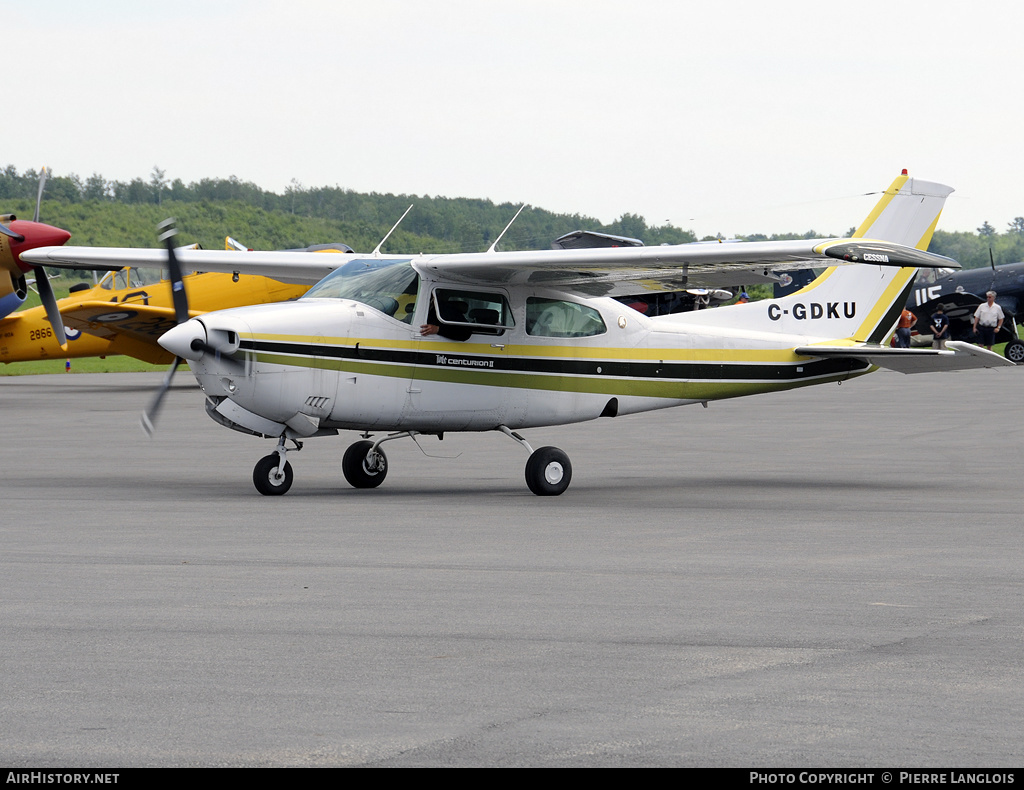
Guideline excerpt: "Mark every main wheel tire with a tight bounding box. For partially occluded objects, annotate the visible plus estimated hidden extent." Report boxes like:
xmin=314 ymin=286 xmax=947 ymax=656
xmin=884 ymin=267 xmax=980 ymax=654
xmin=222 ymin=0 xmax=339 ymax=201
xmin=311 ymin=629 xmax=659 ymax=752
xmin=1005 ymin=339 xmax=1024 ymax=363
xmin=253 ymin=454 xmax=293 ymax=496
xmin=525 ymin=446 xmax=572 ymax=496
xmin=342 ymin=440 xmax=388 ymax=489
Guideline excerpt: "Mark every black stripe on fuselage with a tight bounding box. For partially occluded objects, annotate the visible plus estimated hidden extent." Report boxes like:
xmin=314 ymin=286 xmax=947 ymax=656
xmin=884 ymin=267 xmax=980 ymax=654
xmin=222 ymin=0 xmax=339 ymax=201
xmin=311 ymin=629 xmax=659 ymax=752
xmin=866 ymin=275 xmax=919 ymax=344
xmin=240 ymin=338 xmax=870 ymax=381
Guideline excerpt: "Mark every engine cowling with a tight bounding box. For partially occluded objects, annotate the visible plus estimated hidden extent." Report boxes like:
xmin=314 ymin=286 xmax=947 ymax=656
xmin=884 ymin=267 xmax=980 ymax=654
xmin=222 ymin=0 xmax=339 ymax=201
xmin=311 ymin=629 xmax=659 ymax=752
xmin=0 ymin=218 xmax=73 ymax=320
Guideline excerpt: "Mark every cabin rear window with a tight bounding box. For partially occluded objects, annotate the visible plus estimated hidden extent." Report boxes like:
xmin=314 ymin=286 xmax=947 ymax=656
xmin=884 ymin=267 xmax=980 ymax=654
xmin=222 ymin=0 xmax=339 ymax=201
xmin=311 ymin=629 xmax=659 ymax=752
xmin=526 ymin=297 xmax=607 ymax=338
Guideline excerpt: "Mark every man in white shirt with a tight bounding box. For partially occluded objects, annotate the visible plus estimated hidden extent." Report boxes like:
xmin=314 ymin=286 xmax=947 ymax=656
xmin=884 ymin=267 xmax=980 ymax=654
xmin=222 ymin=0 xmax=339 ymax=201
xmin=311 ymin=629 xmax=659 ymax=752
xmin=972 ymin=291 xmax=1005 ymax=350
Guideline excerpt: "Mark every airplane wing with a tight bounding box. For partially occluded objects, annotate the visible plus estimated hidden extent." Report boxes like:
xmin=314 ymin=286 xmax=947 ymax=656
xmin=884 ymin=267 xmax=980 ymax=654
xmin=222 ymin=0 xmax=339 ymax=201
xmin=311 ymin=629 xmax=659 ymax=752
xmin=21 ymin=238 xmax=958 ymax=292
xmin=61 ymin=301 xmax=191 ymax=345
xmin=21 ymin=247 xmax=337 ymax=286
xmin=400 ymin=239 xmax=956 ymax=291
xmin=794 ymin=340 xmax=1015 ymax=373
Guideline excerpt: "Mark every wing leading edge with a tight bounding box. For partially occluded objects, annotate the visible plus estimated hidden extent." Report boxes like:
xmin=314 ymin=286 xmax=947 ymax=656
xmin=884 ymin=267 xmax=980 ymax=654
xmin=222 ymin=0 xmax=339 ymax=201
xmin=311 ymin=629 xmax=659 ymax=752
xmin=21 ymin=237 xmax=958 ymax=290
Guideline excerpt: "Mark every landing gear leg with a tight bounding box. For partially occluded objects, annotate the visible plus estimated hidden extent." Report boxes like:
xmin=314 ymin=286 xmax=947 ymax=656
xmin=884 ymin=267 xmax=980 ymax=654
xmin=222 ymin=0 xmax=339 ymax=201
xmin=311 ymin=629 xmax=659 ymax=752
xmin=252 ymin=435 xmax=300 ymax=496
xmin=498 ymin=426 xmax=573 ymax=496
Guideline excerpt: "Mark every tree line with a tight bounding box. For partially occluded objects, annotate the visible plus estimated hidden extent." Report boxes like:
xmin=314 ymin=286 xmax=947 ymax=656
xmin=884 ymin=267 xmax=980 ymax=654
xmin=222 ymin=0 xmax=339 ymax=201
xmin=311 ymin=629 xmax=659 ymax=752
xmin=0 ymin=165 xmax=694 ymax=254
xmin=3 ymin=164 xmax=1023 ymax=269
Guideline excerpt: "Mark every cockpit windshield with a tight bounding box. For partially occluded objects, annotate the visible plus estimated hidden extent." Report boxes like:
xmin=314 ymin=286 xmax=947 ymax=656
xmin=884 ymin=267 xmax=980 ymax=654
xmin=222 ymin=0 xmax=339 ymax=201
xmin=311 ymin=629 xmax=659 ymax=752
xmin=98 ymin=266 xmax=167 ymax=290
xmin=302 ymin=259 xmax=419 ymax=321
xmin=916 ymin=267 xmax=957 ymax=286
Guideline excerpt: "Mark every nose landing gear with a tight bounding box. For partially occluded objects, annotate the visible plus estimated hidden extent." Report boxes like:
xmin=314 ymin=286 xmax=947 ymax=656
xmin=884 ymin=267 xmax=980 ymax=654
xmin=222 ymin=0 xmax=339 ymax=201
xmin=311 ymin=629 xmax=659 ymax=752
xmin=252 ymin=435 xmax=302 ymax=496
xmin=253 ymin=453 xmax=293 ymax=496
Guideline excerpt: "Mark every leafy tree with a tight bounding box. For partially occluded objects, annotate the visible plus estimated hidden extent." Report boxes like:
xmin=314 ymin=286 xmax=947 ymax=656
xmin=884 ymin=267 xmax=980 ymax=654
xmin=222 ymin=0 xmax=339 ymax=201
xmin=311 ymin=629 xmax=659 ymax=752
xmin=46 ymin=173 xmax=84 ymax=204
xmin=84 ymin=173 xmax=110 ymax=200
xmin=149 ymin=167 xmax=168 ymax=205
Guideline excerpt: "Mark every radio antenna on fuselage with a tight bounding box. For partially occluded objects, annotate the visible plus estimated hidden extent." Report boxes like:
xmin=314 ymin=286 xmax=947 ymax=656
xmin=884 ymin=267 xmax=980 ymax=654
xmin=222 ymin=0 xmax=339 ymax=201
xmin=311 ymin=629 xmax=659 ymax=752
xmin=487 ymin=204 xmax=528 ymax=253
xmin=372 ymin=204 xmax=414 ymax=256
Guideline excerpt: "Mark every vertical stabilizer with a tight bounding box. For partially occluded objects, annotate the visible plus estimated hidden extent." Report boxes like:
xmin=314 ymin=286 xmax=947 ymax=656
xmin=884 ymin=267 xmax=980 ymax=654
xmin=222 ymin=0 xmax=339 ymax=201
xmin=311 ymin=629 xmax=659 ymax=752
xmin=668 ymin=172 xmax=954 ymax=346
xmin=781 ymin=172 xmax=954 ymax=343
xmin=852 ymin=173 xmax=954 ymax=250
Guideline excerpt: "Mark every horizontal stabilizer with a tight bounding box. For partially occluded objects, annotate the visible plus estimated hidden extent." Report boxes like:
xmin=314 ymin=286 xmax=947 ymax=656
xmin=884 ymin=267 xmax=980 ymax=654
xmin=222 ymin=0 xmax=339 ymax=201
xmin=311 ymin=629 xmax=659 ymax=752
xmin=551 ymin=230 xmax=645 ymax=250
xmin=794 ymin=340 xmax=1015 ymax=374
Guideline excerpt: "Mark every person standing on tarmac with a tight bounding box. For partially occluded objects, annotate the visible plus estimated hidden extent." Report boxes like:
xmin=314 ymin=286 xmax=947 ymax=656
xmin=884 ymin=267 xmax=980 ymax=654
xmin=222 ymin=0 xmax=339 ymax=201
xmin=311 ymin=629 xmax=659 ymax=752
xmin=930 ymin=305 xmax=950 ymax=349
xmin=972 ymin=291 xmax=1004 ymax=351
xmin=895 ymin=308 xmax=917 ymax=348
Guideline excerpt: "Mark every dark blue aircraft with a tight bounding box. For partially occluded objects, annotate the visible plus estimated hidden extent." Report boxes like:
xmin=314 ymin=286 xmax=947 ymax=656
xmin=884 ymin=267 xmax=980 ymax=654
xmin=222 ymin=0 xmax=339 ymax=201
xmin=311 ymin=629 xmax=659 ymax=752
xmin=906 ymin=261 xmax=1024 ymax=362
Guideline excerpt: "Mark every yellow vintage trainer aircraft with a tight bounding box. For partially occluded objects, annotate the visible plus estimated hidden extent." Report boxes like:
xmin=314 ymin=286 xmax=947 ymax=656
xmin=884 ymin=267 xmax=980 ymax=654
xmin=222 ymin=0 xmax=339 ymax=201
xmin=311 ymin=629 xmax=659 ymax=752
xmin=0 ymin=238 xmax=361 ymax=366
xmin=0 ymin=263 xmax=310 ymax=366
xmin=23 ymin=172 xmax=1014 ymax=497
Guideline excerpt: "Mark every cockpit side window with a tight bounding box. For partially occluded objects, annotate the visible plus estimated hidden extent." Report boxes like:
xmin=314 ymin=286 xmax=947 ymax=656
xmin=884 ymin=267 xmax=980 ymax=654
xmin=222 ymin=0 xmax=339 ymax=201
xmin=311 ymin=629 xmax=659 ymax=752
xmin=430 ymin=288 xmax=514 ymax=335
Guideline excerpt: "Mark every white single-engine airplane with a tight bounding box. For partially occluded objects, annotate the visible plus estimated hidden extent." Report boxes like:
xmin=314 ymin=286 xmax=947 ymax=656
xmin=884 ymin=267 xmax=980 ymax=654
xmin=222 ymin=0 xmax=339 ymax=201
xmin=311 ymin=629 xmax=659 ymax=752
xmin=22 ymin=172 xmax=1014 ymax=496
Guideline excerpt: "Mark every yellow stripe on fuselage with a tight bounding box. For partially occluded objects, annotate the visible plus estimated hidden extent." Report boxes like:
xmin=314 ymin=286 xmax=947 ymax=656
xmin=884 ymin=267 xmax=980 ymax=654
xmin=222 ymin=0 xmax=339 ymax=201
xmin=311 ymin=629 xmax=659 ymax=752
xmin=241 ymin=331 xmax=817 ymax=364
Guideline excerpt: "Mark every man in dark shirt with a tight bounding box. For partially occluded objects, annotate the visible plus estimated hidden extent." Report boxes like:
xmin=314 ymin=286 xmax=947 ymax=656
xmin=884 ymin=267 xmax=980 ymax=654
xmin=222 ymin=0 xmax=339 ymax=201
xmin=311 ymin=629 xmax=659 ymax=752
xmin=930 ymin=305 xmax=950 ymax=349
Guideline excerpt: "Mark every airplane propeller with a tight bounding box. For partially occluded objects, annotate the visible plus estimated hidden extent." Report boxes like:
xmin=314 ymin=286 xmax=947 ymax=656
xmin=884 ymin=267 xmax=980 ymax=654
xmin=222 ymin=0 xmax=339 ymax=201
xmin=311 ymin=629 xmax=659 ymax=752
xmin=0 ymin=218 xmax=23 ymax=240
xmin=1 ymin=167 xmax=72 ymax=346
xmin=141 ymin=219 xmax=241 ymax=436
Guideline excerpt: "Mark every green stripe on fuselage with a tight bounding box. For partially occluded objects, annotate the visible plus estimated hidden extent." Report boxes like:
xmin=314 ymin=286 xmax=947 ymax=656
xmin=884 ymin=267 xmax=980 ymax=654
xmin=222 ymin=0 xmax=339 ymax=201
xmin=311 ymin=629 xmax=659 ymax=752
xmin=249 ymin=349 xmax=871 ymax=402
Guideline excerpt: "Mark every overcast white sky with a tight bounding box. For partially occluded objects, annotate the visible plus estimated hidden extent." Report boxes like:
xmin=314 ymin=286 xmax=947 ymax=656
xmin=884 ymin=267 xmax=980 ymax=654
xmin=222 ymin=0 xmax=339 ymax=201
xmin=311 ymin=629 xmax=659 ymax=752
xmin=7 ymin=0 xmax=1023 ymax=239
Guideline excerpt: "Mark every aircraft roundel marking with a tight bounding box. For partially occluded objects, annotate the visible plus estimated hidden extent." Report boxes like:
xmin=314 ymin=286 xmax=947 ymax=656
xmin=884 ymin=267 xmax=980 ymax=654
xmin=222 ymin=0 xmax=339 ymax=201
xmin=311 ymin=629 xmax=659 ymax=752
xmin=65 ymin=327 xmax=82 ymax=341
xmin=91 ymin=310 xmax=138 ymax=322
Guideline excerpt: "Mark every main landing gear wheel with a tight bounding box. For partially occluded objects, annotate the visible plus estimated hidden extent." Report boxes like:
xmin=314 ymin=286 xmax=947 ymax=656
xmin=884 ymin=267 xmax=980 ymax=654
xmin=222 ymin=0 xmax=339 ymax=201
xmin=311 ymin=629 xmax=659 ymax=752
xmin=253 ymin=454 xmax=293 ymax=496
xmin=1005 ymin=339 xmax=1024 ymax=363
xmin=342 ymin=440 xmax=388 ymax=489
xmin=525 ymin=446 xmax=572 ymax=496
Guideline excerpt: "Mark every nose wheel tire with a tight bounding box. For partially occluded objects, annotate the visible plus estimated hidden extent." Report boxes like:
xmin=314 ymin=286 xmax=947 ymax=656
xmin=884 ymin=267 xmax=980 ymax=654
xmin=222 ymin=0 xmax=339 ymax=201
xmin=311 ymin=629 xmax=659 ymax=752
xmin=525 ymin=446 xmax=572 ymax=496
xmin=342 ymin=440 xmax=389 ymax=489
xmin=253 ymin=454 xmax=293 ymax=496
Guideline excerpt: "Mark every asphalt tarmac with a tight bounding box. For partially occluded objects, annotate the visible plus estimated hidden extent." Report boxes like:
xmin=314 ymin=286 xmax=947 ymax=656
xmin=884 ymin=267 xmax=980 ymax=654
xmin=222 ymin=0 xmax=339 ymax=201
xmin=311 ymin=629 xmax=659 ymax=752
xmin=2 ymin=369 xmax=1022 ymax=767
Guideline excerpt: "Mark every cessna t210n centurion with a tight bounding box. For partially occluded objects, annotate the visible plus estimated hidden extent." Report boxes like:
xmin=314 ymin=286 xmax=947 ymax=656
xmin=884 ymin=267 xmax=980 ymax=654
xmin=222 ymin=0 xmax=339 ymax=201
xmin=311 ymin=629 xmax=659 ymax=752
xmin=22 ymin=172 xmax=1014 ymax=496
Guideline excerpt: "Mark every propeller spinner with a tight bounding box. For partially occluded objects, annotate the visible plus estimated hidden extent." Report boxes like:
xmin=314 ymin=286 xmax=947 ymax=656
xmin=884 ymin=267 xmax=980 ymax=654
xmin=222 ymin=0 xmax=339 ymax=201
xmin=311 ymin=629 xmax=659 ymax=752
xmin=0 ymin=167 xmax=73 ymax=345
